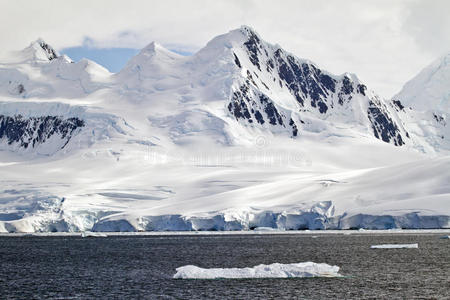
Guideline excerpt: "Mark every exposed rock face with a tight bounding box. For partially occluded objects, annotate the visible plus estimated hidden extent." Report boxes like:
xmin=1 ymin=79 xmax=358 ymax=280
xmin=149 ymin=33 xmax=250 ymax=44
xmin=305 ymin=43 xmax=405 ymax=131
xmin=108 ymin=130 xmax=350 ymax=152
xmin=227 ymin=81 xmax=298 ymax=137
xmin=367 ymin=100 xmax=405 ymax=146
xmin=0 ymin=115 xmax=84 ymax=149
xmin=38 ymin=40 xmax=59 ymax=61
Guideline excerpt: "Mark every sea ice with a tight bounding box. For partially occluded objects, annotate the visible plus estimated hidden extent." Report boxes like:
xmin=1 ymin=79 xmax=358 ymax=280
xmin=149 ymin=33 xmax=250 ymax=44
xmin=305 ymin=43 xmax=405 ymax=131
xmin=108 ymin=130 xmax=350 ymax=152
xmin=370 ymin=243 xmax=418 ymax=249
xmin=173 ymin=262 xmax=341 ymax=279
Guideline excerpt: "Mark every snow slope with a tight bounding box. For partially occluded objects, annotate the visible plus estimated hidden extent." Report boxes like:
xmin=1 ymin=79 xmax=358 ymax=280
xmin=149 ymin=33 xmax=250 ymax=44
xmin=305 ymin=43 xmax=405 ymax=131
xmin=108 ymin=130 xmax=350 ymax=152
xmin=392 ymin=53 xmax=450 ymax=154
xmin=395 ymin=53 xmax=450 ymax=113
xmin=0 ymin=27 xmax=448 ymax=232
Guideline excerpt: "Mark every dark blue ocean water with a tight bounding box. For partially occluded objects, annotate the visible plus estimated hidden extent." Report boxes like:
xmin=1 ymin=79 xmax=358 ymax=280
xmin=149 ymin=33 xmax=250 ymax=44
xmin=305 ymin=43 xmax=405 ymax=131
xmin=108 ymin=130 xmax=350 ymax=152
xmin=0 ymin=233 xmax=449 ymax=299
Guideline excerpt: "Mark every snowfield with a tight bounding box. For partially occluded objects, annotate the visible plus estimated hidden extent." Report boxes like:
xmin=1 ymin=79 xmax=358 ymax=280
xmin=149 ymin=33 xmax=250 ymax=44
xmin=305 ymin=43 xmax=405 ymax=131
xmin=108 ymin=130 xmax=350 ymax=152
xmin=0 ymin=26 xmax=449 ymax=232
xmin=173 ymin=262 xmax=341 ymax=279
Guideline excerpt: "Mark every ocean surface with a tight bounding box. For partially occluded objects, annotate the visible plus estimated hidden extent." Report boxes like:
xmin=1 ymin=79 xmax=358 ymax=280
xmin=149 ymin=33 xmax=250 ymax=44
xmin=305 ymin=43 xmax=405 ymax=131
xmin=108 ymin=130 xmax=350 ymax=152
xmin=0 ymin=233 xmax=449 ymax=299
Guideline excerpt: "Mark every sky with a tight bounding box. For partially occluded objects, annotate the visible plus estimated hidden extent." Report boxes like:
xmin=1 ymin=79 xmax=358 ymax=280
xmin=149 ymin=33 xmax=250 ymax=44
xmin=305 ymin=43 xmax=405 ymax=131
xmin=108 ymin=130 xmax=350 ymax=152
xmin=0 ymin=0 xmax=449 ymax=97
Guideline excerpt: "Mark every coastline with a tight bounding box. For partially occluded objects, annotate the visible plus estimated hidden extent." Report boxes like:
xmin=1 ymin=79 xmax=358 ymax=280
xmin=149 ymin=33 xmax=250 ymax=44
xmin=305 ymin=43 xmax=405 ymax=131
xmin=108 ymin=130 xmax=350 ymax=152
xmin=1 ymin=228 xmax=449 ymax=237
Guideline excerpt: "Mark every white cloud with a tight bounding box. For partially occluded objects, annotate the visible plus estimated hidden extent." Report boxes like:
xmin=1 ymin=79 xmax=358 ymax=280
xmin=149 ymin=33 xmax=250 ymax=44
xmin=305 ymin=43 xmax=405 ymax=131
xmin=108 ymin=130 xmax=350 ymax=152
xmin=402 ymin=0 xmax=450 ymax=56
xmin=0 ymin=0 xmax=448 ymax=97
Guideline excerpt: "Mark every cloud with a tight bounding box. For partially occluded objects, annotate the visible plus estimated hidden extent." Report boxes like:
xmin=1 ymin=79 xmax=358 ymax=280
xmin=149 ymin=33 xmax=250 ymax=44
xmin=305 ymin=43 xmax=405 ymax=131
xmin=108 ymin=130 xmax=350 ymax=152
xmin=402 ymin=0 xmax=450 ymax=57
xmin=0 ymin=0 xmax=448 ymax=97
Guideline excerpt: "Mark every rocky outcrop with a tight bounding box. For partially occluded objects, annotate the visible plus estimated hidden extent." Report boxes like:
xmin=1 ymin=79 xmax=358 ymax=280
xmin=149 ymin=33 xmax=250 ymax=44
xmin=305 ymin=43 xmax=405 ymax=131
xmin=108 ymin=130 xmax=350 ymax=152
xmin=0 ymin=115 xmax=84 ymax=149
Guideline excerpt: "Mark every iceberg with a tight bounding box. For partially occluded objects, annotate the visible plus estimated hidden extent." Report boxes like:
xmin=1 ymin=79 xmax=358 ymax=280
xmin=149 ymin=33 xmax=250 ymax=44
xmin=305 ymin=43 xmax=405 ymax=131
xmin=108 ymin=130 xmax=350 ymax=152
xmin=252 ymin=227 xmax=279 ymax=232
xmin=173 ymin=262 xmax=341 ymax=279
xmin=81 ymin=231 xmax=108 ymax=238
xmin=439 ymin=235 xmax=450 ymax=239
xmin=370 ymin=243 xmax=418 ymax=249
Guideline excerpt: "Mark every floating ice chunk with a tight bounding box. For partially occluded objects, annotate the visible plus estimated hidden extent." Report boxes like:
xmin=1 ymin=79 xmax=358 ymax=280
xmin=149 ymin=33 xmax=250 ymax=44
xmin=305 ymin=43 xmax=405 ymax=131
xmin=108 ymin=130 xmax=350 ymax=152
xmin=173 ymin=262 xmax=341 ymax=279
xmin=253 ymin=227 xmax=278 ymax=231
xmin=81 ymin=231 xmax=108 ymax=238
xmin=439 ymin=235 xmax=450 ymax=239
xmin=370 ymin=243 xmax=418 ymax=249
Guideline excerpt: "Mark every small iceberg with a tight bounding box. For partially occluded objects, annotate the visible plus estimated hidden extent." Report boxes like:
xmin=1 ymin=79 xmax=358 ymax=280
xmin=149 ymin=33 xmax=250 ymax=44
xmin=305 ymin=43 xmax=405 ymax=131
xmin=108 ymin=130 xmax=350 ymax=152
xmin=173 ymin=262 xmax=341 ymax=279
xmin=81 ymin=231 xmax=108 ymax=238
xmin=370 ymin=243 xmax=418 ymax=249
xmin=439 ymin=235 xmax=450 ymax=239
xmin=253 ymin=227 xmax=278 ymax=232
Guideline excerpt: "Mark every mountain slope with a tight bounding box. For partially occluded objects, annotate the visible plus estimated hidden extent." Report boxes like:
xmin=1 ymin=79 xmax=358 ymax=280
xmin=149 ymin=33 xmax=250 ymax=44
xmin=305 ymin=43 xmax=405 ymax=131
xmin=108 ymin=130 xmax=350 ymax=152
xmin=392 ymin=53 xmax=450 ymax=154
xmin=395 ymin=53 xmax=449 ymax=112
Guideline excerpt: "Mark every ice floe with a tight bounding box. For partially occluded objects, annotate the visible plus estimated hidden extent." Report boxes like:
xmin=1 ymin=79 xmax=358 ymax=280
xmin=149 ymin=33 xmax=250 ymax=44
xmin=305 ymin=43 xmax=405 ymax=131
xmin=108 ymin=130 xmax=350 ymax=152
xmin=370 ymin=243 xmax=418 ymax=249
xmin=173 ymin=262 xmax=341 ymax=279
xmin=252 ymin=227 xmax=279 ymax=232
xmin=81 ymin=231 xmax=108 ymax=238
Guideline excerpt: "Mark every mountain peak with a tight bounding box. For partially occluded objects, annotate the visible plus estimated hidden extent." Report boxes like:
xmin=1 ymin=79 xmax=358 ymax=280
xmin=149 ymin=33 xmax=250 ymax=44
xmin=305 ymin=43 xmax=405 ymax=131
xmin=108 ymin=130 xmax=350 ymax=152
xmin=29 ymin=38 xmax=60 ymax=61
xmin=117 ymin=41 xmax=183 ymax=82
xmin=394 ymin=51 xmax=450 ymax=112
xmin=133 ymin=41 xmax=182 ymax=61
xmin=239 ymin=25 xmax=260 ymax=37
xmin=141 ymin=41 xmax=166 ymax=53
xmin=14 ymin=38 xmax=73 ymax=64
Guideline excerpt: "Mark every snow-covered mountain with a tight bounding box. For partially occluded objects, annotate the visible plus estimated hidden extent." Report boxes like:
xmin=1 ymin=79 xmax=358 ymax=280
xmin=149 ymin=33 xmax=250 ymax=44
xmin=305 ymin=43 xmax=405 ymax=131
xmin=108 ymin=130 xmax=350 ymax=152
xmin=393 ymin=53 xmax=450 ymax=153
xmin=114 ymin=26 xmax=409 ymax=147
xmin=0 ymin=26 xmax=448 ymax=232
xmin=0 ymin=39 xmax=111 ymax=99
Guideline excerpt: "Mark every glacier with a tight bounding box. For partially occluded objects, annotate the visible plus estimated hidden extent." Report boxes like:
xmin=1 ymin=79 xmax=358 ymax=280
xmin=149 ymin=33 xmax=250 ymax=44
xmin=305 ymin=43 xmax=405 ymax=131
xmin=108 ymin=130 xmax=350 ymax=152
xmin=0 ymin=26 xmax=449 ymax=233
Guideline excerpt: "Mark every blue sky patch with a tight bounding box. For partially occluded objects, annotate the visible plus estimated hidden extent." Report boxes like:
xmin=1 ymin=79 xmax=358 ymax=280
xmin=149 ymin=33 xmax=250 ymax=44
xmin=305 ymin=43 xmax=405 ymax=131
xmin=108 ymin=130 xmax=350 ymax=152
xmin=61 ymin=46 xmax=193 ymax=73
xmin=61 ymin=47 xmax=140 ymax=73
